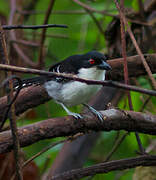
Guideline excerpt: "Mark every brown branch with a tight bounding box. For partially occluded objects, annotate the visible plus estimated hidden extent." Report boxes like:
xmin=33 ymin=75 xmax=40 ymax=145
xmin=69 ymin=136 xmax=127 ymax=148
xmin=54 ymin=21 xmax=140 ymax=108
xmin=38 ymin=0 xmax=56 ymax=68
xmin=11 ymin=39 xmax=40 ymax=47
xmin=18 ymin=9 xmax=115 ymax=15
xmin=11 ymin=138 xmax=68 ymax=180
xmin=26 ymin=32 xmax=69 ymax=39
xmin=72 ymin=0 xmax=151 ymax=26
xmin=118 ymin=0 xmax=144 ymax=154
xmin=0 ymin=109 xmax=156 ymax=154
xmin=8 ymin=0 xmax=37 ymax=68
xmin=137 ymin=0 xmax=145 ymax=18
xmin=72 ymin=0 xmax=116 ymax=17
xmin=0 ymin=86 xmax=50 ymax=120
xmin=114 ymin=0 xmax=156 ymax=89
xmin=50 ymin=155 xmax=156 ymax=180
xmin=108 ymin=54 xmax=156 ymax=80
xmin=0 ymin=53 xmax=156 ymax=81
xmin=0 ymin=62 xmax=155 ymax=96
xmin=0 ymin=19 xmax=23 ymax=179
xmin=0 ymin=76 xmax=23 ymax=129
xmin=83 ymin=9 xmax=105 ymax=36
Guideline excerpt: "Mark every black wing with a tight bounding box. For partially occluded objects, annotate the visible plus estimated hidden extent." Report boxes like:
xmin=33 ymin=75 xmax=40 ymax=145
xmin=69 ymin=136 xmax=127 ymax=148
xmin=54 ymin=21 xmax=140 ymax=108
xmin=13 ymin=54 xmax=81 ymax=89
xmin=13 ymin=76 xmax=49 ymax=90
xmin=48 ymin=55 xmax=81 ymax=83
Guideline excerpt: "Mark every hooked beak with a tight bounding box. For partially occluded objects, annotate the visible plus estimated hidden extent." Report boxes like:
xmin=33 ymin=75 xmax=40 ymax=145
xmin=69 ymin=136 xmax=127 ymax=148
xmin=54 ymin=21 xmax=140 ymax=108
xmin=98 ymin=61 xmax=112 ymax=70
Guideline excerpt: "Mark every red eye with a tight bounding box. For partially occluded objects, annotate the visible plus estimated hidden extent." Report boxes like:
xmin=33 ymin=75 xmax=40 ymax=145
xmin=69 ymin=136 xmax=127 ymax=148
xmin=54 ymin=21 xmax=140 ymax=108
xmin=89 ymin=59 xmax=95 ymax=64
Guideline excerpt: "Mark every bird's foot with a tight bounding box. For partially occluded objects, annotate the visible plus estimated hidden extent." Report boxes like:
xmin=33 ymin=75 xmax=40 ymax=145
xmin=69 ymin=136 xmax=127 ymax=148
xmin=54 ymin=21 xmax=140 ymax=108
xmin=58 ymin=102 xmax=83 ymax=119
xmin=83 ymin=103 xmax=103 ymax=122
xmin=68 ymin=112 xmax=83 ymax=119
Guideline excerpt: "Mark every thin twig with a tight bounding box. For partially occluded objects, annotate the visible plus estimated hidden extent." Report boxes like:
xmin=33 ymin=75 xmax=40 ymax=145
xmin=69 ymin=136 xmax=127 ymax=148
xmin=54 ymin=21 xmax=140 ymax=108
xmin=17 ymin=9 xmax=116 ymax=16
xmin=38 ymin=0 xmax=56 ymax=68
xmin=117 ymin=0 xmax=145 ymax=154
xmin=105 ymin=132 xmax=129 ymax=162
xmin=137 ymin=0 xmax=145 ymax=18
xmin=73 ymin=0 xmax=117 ymax=17
xmin=0 ymin=75 xmax=22 ymax=130
xmin=85 ymin=9 xmax=105 ymax=36
xmin=139 ymin=96 xmax=151 ymax=112
xmin=0 ymin=19 xmax=23 ymax=180
xmin=2 ymin=24 xmax=68 ymax=30
xmin=8 ymin=0 xmax=37 ymax=68
xmin=24 ymin=139 xmax=66 ymax=167
xmin=11 ymin=134 xmax=84 ymax=180
xmin=26 ymin=31 xmax=69 ymax=39
xmin=11 ymin=39 xmax=40 ymax=47
xmin=11 ymin=138 xmax=68 ymax=180
xmin=0 ymin=63 xmax=155 ymax=96
xmin=114 ymin=0 xmax=156 ymax=89
xmin=17 ymin=9 xmax=151 ymax=26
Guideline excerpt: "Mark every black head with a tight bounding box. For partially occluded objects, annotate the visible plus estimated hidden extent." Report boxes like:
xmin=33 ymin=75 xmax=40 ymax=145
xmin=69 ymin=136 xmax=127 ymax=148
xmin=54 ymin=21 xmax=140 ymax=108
xmin=74 ymin=51 xmax=112 ymax=71
xmin=49 ymin=51 xmax=111 ymax=75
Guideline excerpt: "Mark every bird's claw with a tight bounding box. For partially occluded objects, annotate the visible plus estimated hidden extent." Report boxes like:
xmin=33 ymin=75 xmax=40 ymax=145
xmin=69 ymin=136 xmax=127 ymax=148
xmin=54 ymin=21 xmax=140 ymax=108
xmin=69 ymin=112 xmax=83 ymax=119
xmin=83 ymin=103 xmax=103 ymax=122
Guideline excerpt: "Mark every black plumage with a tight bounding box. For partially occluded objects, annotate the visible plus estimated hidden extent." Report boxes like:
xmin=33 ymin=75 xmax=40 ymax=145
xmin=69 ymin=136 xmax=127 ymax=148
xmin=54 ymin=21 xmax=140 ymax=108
xmin=13 ymin=51 xmax=109 ymax=89
xmin=13 ymin=51 xmax=111 ymax=120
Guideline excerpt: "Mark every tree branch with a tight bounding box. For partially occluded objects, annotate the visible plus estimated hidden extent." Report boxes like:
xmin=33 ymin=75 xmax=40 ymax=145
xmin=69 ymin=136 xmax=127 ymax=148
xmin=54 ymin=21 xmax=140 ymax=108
xmin=0 ymin=54 xmax=156 ymax=81
xmin=0 ymin=55 xmax=156 ymax=96
xmin=50 ymin=155 xmax=156 ymax=180
xmin=0 ymin=109 xmax=156 ymax=154
xmin=2 ymin=24 xmax=68 ymax=30
xmin=0 ymin=86 xmax=50 ymax=120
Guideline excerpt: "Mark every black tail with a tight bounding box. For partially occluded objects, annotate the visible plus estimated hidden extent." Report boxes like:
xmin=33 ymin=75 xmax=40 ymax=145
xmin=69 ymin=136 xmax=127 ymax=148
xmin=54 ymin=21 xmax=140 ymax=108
xmin=13 ymin=76 xmax=48 ymax=90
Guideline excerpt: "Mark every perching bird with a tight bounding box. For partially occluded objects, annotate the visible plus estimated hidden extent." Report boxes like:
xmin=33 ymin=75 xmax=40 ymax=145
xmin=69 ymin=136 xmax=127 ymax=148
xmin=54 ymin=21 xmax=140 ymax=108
xmin=14 ymin=51 xmax=111 ymax=120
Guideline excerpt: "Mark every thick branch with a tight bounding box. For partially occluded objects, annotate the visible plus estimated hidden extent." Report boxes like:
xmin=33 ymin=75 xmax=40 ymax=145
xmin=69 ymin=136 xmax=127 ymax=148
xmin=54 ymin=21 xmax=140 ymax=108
xmin=108 ymin=54 xmax=156 ymax=80
xmin=0 ymin=86 xmax=50 ymax=120
xmin=0 ymin=109 xmax=156 ymax=154
xmin=51 ymin=155 xmax=156 ymax=180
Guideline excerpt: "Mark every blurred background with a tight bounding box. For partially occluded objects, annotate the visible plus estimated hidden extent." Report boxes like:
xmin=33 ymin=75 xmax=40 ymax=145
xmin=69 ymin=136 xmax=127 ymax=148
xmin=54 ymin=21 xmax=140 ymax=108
xmin=0 ymin=0 xmax=156 ymax=179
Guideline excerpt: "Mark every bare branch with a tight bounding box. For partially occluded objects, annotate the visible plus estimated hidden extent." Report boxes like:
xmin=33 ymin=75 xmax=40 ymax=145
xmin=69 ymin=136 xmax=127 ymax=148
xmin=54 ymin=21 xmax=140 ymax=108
xmin=118 ymin=0 xmax=144 ymax=154
xmin=114 ymin=0 xmax=156 ymax=89
xmin=0 ymin=17 xmax=23 ymax=179
xmin=0 ymin=62 xmax=155 ymax=96
xmin=2 ymin=24 xmax=68 ymax=30
xmin=0 ymin=109 xmax=156 ymax=154
xmin=50 ymin=155 xmax=156 ymax=180
xmin=38 ymin=0 xmax=56 ymax=68
xmin=0 ymin=86 xmax=50 ymax=120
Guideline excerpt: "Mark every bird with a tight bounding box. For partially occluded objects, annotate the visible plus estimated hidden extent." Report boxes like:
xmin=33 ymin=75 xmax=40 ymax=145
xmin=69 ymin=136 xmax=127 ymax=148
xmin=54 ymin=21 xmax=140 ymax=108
xmin=14 ymin=51 xmax=112 ymax=121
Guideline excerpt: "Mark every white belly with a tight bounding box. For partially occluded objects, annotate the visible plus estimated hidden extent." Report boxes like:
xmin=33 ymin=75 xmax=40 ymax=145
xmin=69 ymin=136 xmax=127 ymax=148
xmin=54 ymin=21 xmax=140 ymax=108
xmin=44 ymin=68 xmax=106 ymax=107
xmin=61 ymin=81 xmax=101 ymax=106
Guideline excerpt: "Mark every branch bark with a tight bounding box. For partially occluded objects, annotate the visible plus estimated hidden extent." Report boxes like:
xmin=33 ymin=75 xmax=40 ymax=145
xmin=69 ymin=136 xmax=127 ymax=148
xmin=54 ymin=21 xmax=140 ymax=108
xmin=0 ymin=109 xmax=156 ymax=154
xmin=0 ymin=85 xmax=50 ymax=120
xmin=50 ymin=155 xmax=156 ymax=180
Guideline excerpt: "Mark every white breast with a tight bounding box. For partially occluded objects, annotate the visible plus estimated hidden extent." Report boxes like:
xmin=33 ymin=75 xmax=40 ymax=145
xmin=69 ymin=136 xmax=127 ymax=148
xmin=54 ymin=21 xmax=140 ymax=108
xmin=44 ymin=67 xmax=106 ymax=107
xmin=78 ymin=67 xmax=106 ymax=80
xmin=61 ymin=68 xmax=106 ymax=106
